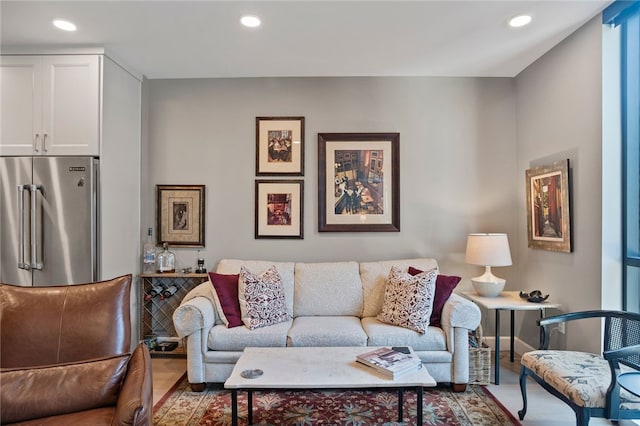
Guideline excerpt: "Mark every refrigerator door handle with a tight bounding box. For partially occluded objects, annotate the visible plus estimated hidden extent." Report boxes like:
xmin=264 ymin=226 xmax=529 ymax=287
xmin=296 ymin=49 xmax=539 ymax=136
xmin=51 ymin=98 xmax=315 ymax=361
xmin=17 ymin=185 xmax=30 ymax=270
xmin=30 ymin=184 xmax=44 ymax=270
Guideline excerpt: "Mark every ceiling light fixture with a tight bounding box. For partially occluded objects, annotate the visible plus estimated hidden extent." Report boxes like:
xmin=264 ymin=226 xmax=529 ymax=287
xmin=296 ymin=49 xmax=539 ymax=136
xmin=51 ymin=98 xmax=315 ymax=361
xmin=509 ymin=15 xmax=532 ymax=28
xmin=53 ymin=19 xmax=77 ymax=32
xmin=240 ymin=15 xmax=261 ymax=28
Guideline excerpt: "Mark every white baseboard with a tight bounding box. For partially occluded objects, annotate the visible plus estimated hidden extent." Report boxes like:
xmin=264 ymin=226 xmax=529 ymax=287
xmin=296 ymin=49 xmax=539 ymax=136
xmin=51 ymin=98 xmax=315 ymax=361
xmin=482 ymin=336 xmax=536 ymax=357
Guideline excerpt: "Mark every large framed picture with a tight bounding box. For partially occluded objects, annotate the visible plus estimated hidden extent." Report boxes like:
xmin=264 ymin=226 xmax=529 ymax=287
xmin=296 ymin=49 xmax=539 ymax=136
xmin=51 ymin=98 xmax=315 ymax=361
xmin=525 ymin=159 xmax=571 ymax=252
xmin=318 ymin=132 xmax=400 ymax=232
xmin=256 ymin=116 xmax=305 ymax=176
xmin=255 ymin=180 xmax=304 ymax=239
xmin=156 ymin=185 xmax=206 ymax=247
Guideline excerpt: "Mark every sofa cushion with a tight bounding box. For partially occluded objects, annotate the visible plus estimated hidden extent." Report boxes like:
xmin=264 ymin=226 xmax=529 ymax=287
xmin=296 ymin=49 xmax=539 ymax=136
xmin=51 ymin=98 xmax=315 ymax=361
xmin=239 ymin=266 xmax=291 ymax=330
xmin=208 ymin=321 xmax=292 ymax=351
xmin=408 ymin=267 xmax=461 ymax=328
xmin=288 ymin=316 xmax=368 ymax=347
xmin=1 ymin=354 xmax=130 ymax=424
xmin=361 ymin=317 xmax=448 ymax=351
xmin=377 ymin=266 xmax=437 ymax=333
xmin=209 ymin=272 xmax=243 ymax=328
xmin=360 ymin=258 xmax=438 ymax=318
xmin=294 ymin=261 xmax=363 ymax=317
xmin=216 ymin=259 xmax=295 ymax=318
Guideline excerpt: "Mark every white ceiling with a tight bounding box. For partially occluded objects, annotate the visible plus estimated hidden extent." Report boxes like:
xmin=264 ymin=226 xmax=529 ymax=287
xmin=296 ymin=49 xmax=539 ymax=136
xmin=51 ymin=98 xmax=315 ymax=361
xmin=0 ymin=1 xmax=612 ymax=79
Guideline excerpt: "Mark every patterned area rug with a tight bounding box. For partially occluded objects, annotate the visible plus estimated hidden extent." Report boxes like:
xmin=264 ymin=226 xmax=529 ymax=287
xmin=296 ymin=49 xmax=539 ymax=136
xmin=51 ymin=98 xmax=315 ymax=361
xmin=153 ymin=374 xmax=521 ymax=425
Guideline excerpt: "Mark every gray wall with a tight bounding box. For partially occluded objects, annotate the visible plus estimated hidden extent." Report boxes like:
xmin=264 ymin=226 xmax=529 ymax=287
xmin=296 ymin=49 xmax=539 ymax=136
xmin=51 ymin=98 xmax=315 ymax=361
xmin=144 ymin=76 xmax=517 ymax=288
xmin=142 ymin=16 xmax=608 ymax=353
xmin=515 ymin=16 xmax=604 ymax=353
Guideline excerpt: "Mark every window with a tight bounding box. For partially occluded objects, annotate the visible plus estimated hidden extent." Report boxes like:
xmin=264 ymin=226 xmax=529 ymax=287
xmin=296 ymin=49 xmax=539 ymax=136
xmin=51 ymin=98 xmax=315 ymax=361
xmin=604 ymin=1 xmax=640 ymax=311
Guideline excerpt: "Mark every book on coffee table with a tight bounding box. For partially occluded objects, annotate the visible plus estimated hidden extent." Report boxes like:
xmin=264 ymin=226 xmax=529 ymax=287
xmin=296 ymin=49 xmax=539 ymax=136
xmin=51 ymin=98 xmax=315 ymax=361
xmin=356 ymin=347 xmax=422 ymax=379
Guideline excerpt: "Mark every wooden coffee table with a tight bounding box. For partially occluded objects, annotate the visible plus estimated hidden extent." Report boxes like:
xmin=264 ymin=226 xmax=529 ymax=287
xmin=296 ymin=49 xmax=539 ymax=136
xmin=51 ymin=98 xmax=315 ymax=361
xmin=224 ymin=346 xmax=436 ymax=426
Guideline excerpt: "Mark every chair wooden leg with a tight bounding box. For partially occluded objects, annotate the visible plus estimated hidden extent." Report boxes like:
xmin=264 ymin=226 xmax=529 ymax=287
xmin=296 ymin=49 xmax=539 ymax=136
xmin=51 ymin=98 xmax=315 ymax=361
xmin=518 ymin=366 xmax=528 ymax=420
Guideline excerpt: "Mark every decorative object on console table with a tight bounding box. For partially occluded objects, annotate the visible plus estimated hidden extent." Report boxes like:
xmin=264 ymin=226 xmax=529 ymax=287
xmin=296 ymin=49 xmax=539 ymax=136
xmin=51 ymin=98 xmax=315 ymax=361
xmin=139 ymin=273 xmax=208 ymax=357
xmin=318 ymin=132 xmax=400 ymax=232
xmin=256 ymin=116 xmax=305 ymax=176
xmin=156 ymin=184 xmax=205 ymax=247
xmin=255 ymin=180 xmax=304 ymax=239
xmin=156 ymin=242 xmax=176 ymax=273
xmin=525 ymin=159 xmax=572 ymax=252
xmin=465 ymin=233 xmax=512 ymax=297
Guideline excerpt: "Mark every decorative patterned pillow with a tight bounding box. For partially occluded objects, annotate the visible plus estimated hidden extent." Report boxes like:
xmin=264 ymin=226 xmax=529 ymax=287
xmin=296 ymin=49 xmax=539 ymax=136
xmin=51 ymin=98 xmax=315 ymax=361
xmin=376 ymin=266 xmax=437 ymax=333
xmin=208 ymin=272 xmax=243 ymax=328
xmin=239 ymin=265 xmax=291 ymax=330
xmin=408 ymin=267 xmax=461 ymax=328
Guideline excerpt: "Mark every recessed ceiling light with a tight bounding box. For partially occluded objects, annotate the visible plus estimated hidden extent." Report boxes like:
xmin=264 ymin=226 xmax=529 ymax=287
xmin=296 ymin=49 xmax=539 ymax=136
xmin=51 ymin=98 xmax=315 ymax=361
xmin=240 ymin=15 xmax=261 ymax=28
xmin=509 ymin=15 xmax=532 ymax=28
xmin=53 ymin=19 xmax=77 ymax=32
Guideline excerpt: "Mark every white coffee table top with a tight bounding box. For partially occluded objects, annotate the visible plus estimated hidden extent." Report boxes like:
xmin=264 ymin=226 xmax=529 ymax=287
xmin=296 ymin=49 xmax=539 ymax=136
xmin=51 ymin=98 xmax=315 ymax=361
xmin=462 ymin=291 xmax=561 ymax=310
xmin=224 ymin=346 xmax=436 ymax=389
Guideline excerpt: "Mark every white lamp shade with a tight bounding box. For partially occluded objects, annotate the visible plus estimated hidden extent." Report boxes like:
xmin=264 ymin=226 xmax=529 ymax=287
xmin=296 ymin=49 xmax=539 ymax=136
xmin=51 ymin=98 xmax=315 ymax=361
xmin=464 ymin=233 xmax=512 ymax=267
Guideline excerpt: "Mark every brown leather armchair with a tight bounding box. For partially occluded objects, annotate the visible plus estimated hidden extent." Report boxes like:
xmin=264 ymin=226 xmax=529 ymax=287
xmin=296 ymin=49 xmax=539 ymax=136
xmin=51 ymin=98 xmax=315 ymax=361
xmin=0 ymin=275 xmax=152 ymax=426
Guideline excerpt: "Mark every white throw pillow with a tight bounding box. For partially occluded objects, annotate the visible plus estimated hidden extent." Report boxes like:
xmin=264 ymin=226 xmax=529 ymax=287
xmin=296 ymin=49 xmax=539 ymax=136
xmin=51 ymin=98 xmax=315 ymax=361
xmin=376 ymin=266 xmax=437 ymax=334
xmin=239 ymin=265 xmax=291 ymax=330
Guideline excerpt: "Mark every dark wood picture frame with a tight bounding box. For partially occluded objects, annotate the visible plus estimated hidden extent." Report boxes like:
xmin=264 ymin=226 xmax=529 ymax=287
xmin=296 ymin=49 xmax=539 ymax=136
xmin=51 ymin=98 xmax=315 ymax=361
xmin=255 ymin=179 xmax=304 ymax=239
xmin=318 ymin=132 xmax=400 ymax=232
xmin=525 ymin=159 xmax=572 ymax=252
xmin=156 ymin=184 xmax=206 ymax=247
xmin=256 ymin=116 xmax=305 ymax=176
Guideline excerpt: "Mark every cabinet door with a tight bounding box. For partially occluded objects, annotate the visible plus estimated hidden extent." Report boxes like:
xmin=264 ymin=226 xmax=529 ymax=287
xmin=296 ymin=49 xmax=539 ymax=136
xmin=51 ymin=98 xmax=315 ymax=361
xmin=41 ymin=55 xmax=101 ymax=156
xmin=0 ymin=56 xmax=42 ymax=156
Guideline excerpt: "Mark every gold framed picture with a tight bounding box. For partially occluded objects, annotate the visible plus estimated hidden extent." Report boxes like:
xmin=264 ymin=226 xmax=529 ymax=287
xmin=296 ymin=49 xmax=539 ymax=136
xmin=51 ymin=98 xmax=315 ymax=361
xmin=525 ymin=160 xmax=571 ymax=252
xmin=156 ymin=185 xmax=205 ymax=247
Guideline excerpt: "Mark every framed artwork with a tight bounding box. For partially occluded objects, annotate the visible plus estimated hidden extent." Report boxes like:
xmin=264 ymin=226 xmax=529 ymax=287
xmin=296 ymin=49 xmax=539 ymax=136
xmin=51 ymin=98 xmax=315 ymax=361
xmin=156 ymin=185 xmax=205 ymax=247
xmin=318 ymin=132 xmax=400 ymax=232
xmin=525 ymin=159 xmax=571 ymax=252
xmin=256 ymin=116 xmax=305 ymax=176
xmin=255 ymin=180 xmax=304 ymax=239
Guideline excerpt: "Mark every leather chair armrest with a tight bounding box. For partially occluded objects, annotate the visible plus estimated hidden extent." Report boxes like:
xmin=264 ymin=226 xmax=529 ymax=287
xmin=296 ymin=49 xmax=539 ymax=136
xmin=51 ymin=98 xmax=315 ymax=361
xmin=114 ymin=344 xmax=153 ymax=426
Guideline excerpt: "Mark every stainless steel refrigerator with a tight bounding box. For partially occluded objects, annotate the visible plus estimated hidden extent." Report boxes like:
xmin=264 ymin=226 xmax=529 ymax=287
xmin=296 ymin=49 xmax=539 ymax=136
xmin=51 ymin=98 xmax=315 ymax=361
xmin=0 ymin=156 xmax=99 ymax=286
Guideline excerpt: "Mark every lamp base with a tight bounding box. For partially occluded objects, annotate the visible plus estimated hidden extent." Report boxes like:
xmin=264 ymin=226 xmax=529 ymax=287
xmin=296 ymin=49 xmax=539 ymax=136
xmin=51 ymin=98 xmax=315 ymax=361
xmin=471 ymin=266 xmax=506 ymax=297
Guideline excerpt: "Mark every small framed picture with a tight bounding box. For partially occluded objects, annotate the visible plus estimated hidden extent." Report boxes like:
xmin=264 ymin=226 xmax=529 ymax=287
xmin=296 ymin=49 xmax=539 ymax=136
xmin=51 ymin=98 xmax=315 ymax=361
xmin=318 ymin=132 xmax=400 ymax=232
xmin=156 ymin=185 xmax=205 ymax=247
xmin=256 ymin=116 xmax=305 ymax=176
xmin=525 ymin=159 xmax=572 ymax=252
xmin=255 ymin=180 xmax=304 ymax=239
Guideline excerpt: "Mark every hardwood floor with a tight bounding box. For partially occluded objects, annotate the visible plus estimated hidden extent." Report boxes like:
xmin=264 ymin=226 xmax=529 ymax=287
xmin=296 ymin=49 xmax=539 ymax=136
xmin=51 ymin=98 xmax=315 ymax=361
xmin=151 ymin=352 xmax=638 ymax=425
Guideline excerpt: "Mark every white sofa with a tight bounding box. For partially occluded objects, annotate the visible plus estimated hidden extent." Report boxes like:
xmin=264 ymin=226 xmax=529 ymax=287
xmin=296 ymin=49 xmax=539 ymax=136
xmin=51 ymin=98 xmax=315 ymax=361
xmin=172 ymin=258 xmax=481 ymax=391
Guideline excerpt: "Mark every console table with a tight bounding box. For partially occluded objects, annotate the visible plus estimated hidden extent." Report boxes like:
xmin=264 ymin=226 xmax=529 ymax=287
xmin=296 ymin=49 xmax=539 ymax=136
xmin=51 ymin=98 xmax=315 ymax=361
xmin=139 ymin=273 xmax=208 ymax=357
xmin=462 ymin=291 xmax=560 ymax=385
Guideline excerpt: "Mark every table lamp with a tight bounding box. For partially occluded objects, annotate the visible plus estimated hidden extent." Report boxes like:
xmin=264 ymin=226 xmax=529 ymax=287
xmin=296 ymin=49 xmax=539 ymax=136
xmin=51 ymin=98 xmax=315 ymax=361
xmin=465 ymin=233 xmax=512 ymax=297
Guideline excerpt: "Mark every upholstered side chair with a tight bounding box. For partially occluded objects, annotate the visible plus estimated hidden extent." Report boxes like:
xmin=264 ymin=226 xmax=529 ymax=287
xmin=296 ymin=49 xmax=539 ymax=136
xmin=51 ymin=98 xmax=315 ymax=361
xmin=518 ymin=310 xmax=640 ymax=426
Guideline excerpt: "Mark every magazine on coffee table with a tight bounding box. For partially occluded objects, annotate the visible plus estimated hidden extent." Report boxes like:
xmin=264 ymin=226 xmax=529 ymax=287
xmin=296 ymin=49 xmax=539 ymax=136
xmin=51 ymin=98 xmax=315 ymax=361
xmin=356 ymin=347 xmax=422 ymax=379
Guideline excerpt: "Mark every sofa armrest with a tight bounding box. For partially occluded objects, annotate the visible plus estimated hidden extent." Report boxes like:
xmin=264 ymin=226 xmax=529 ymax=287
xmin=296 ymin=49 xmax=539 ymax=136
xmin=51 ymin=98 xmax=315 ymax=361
xmin=114 ymin=344 xmax=152 ymax=426
xmin=173 ymin=296 xmax=217 ymax=338
xmin=440 ymin=293 xmax=481 ymax=331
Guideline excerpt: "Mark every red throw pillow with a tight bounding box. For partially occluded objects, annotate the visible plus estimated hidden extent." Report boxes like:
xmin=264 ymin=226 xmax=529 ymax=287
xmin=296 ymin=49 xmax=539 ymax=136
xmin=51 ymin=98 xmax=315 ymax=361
xmin=209 ymin=272 xmax=243 ymax=328
xmin=408 ymin=267 xmax=461 ymax=328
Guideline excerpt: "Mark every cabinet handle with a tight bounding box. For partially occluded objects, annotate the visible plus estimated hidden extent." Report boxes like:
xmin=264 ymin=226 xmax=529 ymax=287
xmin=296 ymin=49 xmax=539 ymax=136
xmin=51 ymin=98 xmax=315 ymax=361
xmin=43 ymin=134 xmax=48 ymax=153
xmin=34 ymin=133 xmax=40 ymax=152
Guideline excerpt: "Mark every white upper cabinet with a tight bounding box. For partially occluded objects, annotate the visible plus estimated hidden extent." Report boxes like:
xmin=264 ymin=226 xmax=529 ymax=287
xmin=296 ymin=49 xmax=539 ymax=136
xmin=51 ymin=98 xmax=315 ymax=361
xmin=0 ymin=55 xmax=100 ymax=156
